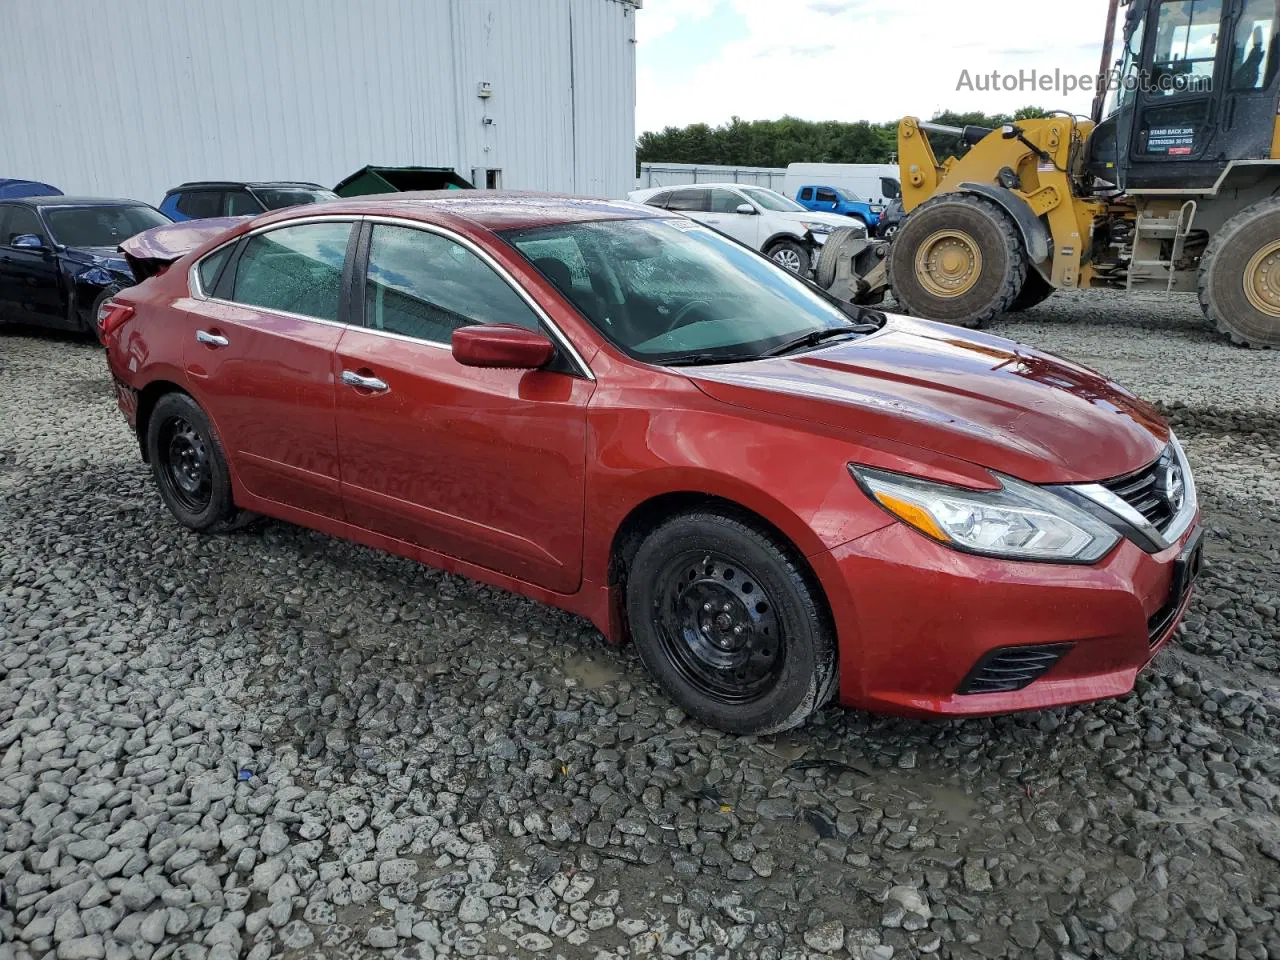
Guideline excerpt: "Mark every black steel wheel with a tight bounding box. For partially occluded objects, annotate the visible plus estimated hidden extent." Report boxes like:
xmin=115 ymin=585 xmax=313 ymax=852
xmin=145 ymin=391 xmax=253 ymax=532
xmin=157 ymin=415 xmax=213 ymax=513
xmin=653 ymin=551 xmax=784 ymax=704
xmin=626 ymin=510 xmax=837 ymax=734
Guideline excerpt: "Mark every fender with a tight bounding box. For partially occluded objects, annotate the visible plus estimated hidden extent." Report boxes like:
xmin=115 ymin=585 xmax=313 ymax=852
xmin=957 ymin=182 xmax=1053 ymax=276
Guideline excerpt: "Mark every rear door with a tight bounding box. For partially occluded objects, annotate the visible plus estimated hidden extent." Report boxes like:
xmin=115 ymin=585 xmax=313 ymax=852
xmin=182 ymin=219 xmax=355 ymax=520
xmin=333 ymin=219 xmax=592 ymax=593
xmin=0 ymin=205 xmax=66 ymax=328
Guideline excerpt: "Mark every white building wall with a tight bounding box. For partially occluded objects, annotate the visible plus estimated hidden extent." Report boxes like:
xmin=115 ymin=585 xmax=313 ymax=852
xmin=0 ymin=0 xmax=637 ymax=204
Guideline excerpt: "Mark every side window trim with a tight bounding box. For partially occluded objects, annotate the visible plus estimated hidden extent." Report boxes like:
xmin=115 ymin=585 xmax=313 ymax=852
xmin=357 ymin=214 xmax=594 ymax=379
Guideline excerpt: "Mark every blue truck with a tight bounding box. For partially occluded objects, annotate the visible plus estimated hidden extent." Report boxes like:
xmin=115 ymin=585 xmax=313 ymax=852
xmin=794 ymin=185 xmax=884 ymax=232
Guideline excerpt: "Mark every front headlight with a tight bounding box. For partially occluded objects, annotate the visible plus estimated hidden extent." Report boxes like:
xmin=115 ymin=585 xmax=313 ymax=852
xmin=851 ymin=466 xmax=1121 ymax=563
xmin=802 ymin=222 xmax=832 ymax=234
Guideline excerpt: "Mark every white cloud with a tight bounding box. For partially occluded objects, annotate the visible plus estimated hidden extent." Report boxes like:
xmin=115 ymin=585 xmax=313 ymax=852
xmin=637 ymin=0 xmax=1115 ymax=133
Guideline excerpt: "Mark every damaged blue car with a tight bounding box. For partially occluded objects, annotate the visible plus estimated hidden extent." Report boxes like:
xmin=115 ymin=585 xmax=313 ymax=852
xmin=0 ymin=196 xmax=170 ymax=334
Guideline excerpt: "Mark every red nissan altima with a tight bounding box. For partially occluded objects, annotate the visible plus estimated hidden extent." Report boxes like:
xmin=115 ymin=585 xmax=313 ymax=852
xmin=101 ymin=194 xmax=1202 ymax=734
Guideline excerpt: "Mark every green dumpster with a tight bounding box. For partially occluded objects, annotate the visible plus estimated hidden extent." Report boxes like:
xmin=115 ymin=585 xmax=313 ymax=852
xmin=333 ymin=166 xmax=474 ymax=197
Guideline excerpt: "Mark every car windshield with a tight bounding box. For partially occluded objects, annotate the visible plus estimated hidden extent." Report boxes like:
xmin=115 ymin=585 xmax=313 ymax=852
xmin=42 ymin=205 xmax=170 ymax=247
xmin=502 ymin=217 xmax=870 ymax=364
xmin=834 ymin=188 xmax=863 ymax=202
xmin=250 ymin=187 xmax=338 ymax=211
xmin=740 ymin=187 xmax=806 ymax=212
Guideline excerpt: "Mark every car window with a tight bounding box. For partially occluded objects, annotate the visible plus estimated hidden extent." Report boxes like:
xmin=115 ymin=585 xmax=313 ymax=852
xmin=1229 ymin=0 xmax=1277 ymax=89
xmin=2 ymin=206 xmax=43 ymax=244
xmin=644 ymin=191 xmax=672 ymax=208
xmin=708 ymin=189 xmax=744 ymax=214
xmin=196 ymin=245 xmax=235 ymax=295
xmin=816 ymin=188 xmax=838 ymax=203
xmin=225 ymin=191 xmax=263 ymax=216
xmin=666 ymin=189 xmax=708 ymax=212
xmin=512 ymin=235 xmax=594 ymax=294
xmin=175 ymin=192 xmax=223 ymax=220
xmin=799 ymin=188 xmax=813 ymax=201
xmin=230 ymin=222 xmax=352 ymax=321
xmin=880 ymin=177 xmax=901 ymax=200
xmin=43 ymin=206 xmax=168 ymax=247
xmin=740 ymin=187 xmax=806 ymax=212
xmin=363 ymin=224 xmax=541 ymax=344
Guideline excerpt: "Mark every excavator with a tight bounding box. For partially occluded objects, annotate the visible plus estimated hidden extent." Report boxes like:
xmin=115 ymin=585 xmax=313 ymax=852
xmin=820 ymin=0 xmax=1280 ymax=347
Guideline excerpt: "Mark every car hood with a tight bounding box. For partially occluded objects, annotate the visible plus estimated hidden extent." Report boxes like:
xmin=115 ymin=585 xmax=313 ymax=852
xmin=686 ymin=316 xmax=1168 ymax=485
xmin=776 ymin=210 xmax=859 ymax=229
xmin=62 ymin=246 xmax=134 ymax=278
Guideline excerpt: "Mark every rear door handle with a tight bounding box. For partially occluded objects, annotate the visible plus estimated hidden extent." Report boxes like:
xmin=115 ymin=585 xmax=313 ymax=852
xmin=196 ymin=330 xmax=229 ymax=347
xmin=341 ymin=370 xmax=389 ymax=392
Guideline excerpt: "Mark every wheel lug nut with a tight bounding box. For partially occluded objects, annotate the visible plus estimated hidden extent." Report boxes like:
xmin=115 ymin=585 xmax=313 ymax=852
xmin=733 ymin=626 xmax=743 ymax=636
xmin=722 ymin=603 xmax=731 ymax=612
xmin=702 ymin=603 xmax=712 ymax=612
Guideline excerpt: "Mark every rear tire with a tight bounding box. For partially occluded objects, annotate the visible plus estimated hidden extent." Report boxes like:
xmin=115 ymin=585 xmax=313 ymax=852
xmin=625 ymin=511 xmax=838 ymax=735
xmin=1197 ymin=196 xmax=1280 ymax=348
xmin=1008 ymin=269 xmax=1055 ymax=313
xmin=146 ymin=392 xmax=253 ymax=533
xmin=888 ymin=193 xmax=1027 ymax=327
xmin=768 ymin=238 xmax=812 ymax=276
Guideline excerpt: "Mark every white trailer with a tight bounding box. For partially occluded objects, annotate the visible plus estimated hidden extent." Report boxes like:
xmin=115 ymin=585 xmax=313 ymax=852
xmin=782 ymin=164 xmax=901 ymax=204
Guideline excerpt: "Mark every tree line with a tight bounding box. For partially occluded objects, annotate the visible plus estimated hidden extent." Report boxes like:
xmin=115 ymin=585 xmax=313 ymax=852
xmin=636 ymin=108 xmax=1051 ymax=169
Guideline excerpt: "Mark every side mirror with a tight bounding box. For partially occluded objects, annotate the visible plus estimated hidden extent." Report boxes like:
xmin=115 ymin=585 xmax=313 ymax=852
xmin=452 ymin=324 xmax=555 ymax=369
xmin=11 ymin=233 xmax=46 ymax=250
xmin=735 ymin=203 xmax=756 ymax=215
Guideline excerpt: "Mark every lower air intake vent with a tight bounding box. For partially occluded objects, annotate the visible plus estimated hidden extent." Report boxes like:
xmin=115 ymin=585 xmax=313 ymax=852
xmin=957 ymin=644 xmax=1074 ymax=695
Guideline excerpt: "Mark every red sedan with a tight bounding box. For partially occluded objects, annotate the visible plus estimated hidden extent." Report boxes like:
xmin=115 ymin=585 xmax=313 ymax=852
xmin=101 ymin=194 xmax=1202 ymax=734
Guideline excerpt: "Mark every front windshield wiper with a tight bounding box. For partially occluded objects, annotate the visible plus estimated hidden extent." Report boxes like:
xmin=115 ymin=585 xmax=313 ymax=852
xmin=660 ymin=352 xmax=761 ymax=367
xmin=760 ymin=325 xmax=875 ymax=359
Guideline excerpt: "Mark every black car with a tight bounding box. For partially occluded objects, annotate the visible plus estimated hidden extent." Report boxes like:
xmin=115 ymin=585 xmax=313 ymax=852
xmin=877 ymin=198 xmax=905 ymax=239
xmin=159 ymin=181 xmax=337 ymax=221
xmin=0 ymin=196 xmax=170 ymax=334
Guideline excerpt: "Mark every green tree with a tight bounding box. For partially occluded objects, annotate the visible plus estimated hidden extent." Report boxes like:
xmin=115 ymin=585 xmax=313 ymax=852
xmin=637 ymin=109 xmax=1052 ymax=171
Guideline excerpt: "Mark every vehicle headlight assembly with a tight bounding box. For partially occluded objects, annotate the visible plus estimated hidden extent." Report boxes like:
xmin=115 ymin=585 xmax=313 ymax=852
xmin=850 ymin=466 xmax=1121 ymax=563
xmin=802 ymin=222 xmax=832 ymax=234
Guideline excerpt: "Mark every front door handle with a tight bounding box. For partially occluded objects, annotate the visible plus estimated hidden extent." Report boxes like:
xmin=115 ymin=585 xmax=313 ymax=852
xmin=341 ymin=370 xmax=389 ymax=392
xmin=196 ymin=330 xmax=229 ymax=347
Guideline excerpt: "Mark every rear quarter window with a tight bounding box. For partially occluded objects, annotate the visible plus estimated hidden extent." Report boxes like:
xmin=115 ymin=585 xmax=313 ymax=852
xmin=196 ymin=245 xmax=234 ymax=295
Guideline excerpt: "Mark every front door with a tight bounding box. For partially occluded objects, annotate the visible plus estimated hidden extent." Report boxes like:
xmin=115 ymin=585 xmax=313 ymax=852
xmin=0 ymin=205 xmax=66 ymax=327
xmin=702 ymin=188 xmax=762 ymax=248
xmin=182 ymin=220 xmax=354 ymax=520
xmin=334 ymin=220 xmax=593 ymax=594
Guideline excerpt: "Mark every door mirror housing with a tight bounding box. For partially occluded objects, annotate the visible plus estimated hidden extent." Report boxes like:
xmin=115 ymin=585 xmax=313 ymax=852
xmin=11 ymin=233 xmax=46 ymax=250
xmin=452 ymin=324 xmax=556 ymax=369
xmin=735 ymin=203 xmax=757 ymax=215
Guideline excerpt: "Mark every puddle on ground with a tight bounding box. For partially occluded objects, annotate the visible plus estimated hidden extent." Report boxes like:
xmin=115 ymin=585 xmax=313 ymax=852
xmin=563 ymin=653 xmax=624 ymax=689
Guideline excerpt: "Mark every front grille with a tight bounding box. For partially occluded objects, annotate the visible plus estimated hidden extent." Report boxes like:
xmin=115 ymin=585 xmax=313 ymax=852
xmin=1101 ymin=449 xmax=1177 ymax=532
xmin=957 ymin=643 xmax=1074 ymax=695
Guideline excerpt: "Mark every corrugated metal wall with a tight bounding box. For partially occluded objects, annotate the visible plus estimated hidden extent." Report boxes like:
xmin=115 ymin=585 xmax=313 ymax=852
xmin=0 ymin=0 xmax=636 ymax=204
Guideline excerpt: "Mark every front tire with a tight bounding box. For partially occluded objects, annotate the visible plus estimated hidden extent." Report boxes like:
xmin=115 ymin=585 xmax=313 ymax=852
xmin=146 ymin=392 xmax=252 ymax=532
xmin=768 ymin=238 xmax=812 ymax=275
xmin=625 ymin=511 xmax=837 ymax=735
xmin=1007 ymin=269 xmax=1055 ymax=312
xmin=888 ymin=193 xmax=1027 ymax=327
xmin=1198 ymin=196 xmax=1280 ymax=348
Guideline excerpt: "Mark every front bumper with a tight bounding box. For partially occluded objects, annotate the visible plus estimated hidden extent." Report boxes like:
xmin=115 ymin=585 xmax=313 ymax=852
xmin=812 ymin=515 xmax=1202 ymax=717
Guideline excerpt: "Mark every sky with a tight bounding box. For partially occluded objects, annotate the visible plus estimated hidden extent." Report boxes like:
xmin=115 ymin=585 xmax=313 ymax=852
xmin=635 ymin=0 xmax=1117 ymax=134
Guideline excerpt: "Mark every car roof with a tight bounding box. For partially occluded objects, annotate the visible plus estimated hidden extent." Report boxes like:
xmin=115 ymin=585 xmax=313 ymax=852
xmin=283 ymin=191 xmax=666 ymax=232
xmin=3 ymin=195 xmax=149 ymax=208
xmin=166 ymin=181 xmax=329 ymax=193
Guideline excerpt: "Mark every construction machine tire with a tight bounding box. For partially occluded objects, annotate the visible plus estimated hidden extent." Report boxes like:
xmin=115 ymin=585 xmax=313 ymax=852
xmin=888 ymin=194 xmax=1027 ymax=327
xmin=1198 ymin=196 xmax=1280 ymax=348
xmin=1008 ymin=270 xmax=1056 ymax=312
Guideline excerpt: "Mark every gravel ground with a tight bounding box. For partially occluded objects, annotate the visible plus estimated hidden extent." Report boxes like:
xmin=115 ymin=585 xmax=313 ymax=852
xmin=1 ymin=289 xmax=1278 ymax=960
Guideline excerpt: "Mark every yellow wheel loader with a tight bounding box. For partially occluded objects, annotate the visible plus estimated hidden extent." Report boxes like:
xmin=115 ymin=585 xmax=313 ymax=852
xmin=821 ymin=0 xmax=1280 ymax=347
